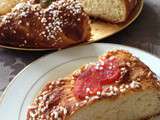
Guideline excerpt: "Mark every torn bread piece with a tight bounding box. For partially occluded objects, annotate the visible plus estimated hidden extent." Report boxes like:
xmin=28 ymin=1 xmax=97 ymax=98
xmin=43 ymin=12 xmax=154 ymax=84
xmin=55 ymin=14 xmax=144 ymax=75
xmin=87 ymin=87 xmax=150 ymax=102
xmin=81 ymin=0 xmax=137 ymax=23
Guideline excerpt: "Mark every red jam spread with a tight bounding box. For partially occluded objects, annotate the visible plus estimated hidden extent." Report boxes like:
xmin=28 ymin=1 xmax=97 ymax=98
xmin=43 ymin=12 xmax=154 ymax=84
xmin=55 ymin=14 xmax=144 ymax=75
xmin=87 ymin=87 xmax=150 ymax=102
xmin=74 ymin=58 xmax=121 ymax=100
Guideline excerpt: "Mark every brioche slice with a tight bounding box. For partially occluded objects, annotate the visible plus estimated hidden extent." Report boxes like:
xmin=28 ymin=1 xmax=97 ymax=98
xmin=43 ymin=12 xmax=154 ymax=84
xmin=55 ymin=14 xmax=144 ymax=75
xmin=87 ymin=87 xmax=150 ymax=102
xmin=27 ymin=50 xmax=160 ymax=120
xmin=81 ymin=0 xmax=137 ymax=23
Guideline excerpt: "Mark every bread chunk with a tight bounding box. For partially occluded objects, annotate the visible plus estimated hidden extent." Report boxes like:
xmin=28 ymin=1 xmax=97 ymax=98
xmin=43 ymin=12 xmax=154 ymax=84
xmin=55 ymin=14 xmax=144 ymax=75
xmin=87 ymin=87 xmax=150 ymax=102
xmin=81 ymin=0 xmax=137 ymax=23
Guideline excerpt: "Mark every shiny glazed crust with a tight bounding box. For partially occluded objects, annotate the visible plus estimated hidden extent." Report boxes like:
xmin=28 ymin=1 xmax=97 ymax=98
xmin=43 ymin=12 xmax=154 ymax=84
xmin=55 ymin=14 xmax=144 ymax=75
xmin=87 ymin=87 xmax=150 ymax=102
xmin=0 ymin=0 xmax=91 ymax=49
xmin=124 ymin=0 xmax=137 ymax=20
xmin=27 ymin=50 xmax=160 ymax=120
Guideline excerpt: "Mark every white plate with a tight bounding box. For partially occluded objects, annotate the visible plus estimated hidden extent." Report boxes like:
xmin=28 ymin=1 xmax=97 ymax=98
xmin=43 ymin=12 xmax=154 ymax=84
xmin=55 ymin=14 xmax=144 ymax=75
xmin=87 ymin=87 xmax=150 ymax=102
xmin=0 ymin=43 xmax=160 ymax=120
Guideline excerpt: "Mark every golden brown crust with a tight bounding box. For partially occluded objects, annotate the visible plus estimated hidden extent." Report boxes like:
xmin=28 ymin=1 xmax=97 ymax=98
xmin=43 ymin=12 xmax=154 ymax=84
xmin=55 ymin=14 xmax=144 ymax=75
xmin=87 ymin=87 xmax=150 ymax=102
xmin=0 ymin=0 xmax=91 ymax=49
xmin=27 ymin=50 xmax=160 ymax=120
xmin=141 ymin=113 xmax=160 ymax=120
xmin=124 ymin=0 xmax=137 ymax=21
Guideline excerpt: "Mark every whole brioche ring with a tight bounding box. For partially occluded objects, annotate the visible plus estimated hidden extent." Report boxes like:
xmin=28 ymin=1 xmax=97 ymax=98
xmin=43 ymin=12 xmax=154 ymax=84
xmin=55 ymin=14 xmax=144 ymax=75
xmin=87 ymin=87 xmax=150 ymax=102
xmin=0 ymin=0 xmax=91 ymax=49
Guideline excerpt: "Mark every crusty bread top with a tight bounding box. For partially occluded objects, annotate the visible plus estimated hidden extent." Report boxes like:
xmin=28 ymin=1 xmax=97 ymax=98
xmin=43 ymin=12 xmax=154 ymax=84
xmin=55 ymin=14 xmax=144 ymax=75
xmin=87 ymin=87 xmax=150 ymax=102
xmin=0 ymin=0 xmax=90 ymax=49
xmin=27 ymin=50 xmax=160 ymax=120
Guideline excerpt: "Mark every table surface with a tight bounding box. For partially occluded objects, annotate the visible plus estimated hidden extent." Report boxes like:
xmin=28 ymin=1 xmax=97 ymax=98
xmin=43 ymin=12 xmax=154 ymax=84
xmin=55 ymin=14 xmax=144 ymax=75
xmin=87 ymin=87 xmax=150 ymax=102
xmin=0 ymin=0 xmax=160 ymax=95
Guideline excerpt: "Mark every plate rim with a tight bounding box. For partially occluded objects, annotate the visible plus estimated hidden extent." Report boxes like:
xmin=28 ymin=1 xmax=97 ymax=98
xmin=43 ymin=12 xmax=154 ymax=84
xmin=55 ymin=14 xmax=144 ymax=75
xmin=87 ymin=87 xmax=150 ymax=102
xmin=0 ymin=0 xmax=144 ymax=51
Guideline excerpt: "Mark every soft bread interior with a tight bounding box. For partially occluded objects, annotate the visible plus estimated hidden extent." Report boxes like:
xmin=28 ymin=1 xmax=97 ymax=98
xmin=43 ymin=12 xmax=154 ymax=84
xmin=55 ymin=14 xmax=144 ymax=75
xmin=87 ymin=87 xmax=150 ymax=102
xmin=70 ymin=90 xmax=160 ymax=120
xmin=0 ymin=0 xmax=27 ymax=15
xmin=81 ymin=0 xmax=127 ymax=22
